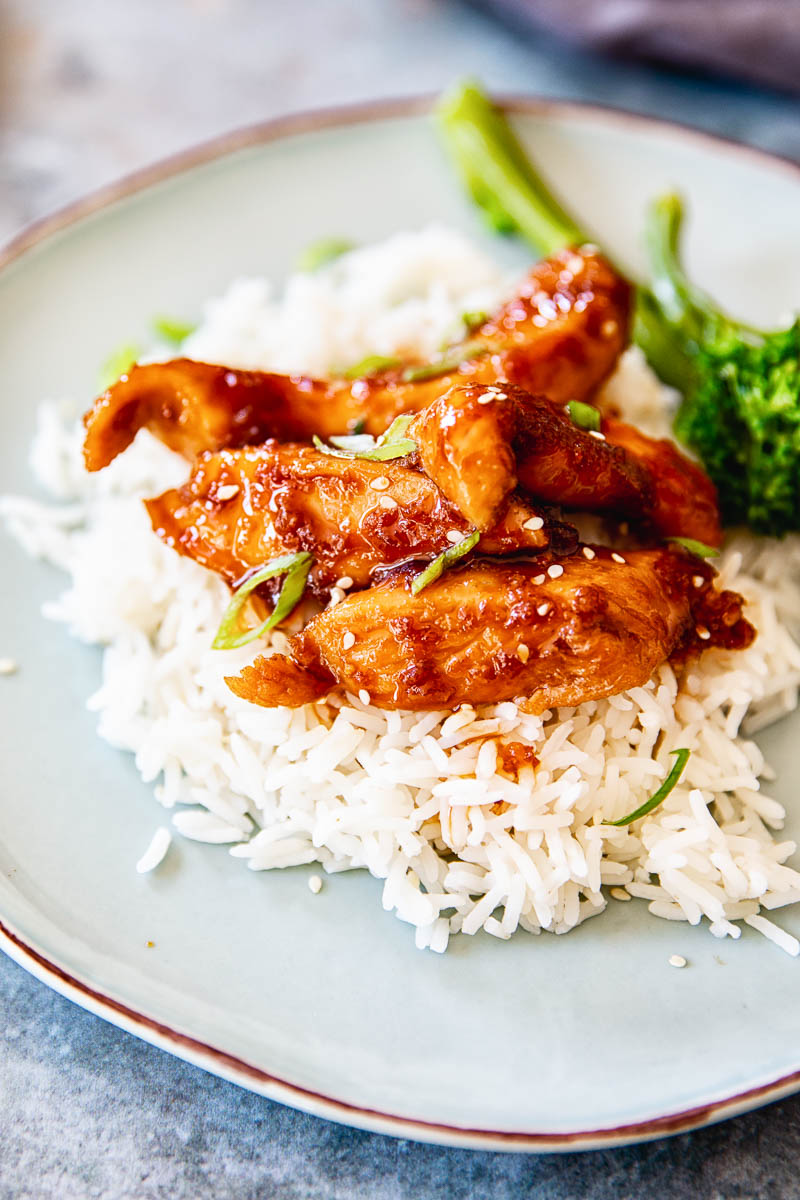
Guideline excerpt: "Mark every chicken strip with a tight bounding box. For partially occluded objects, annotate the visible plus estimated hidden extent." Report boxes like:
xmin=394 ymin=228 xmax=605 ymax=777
xmin=83 ymin=247 xmax=630 ymax=471
xmin=145 ymin=442 xmax=575 ymax=598
xmin=410 ymin=383 xmax=722 ymax=546
xmin=227 ymin=547 xmax=753 ymax=712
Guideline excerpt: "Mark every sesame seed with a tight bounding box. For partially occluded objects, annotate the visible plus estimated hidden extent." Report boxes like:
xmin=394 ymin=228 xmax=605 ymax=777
xmin=328 ymin=587 xmax=345 ymax=607
xmin=669 ymin=954 xmax=687 ymax=969
xmin=446 ymin=530 xmax=463 ymax=544
xmin=547 ymin=564 xmax=564 ymax=579
xmin=566 ymin=254 xmax=584 ymax=275
xmin=588 ymin=430 xmax=606 ymax=441
xmin=697 ymin=627 xmax=711 ymax=641
xmin=522 ymin=516 xmax=544 ymax=532
xmin=379 ymin=495 xmax=398 ymax=510
xmin=611 ymin=552 xmax=626 ymax=564
xmin=370 ymin=476 xmax=390 ymax=491
xmin=582 ymin=547 xmax=596 ymax=560
xmin=517 ymin=643 xmax=530 ymax=663
xmin=601 ymin=319 xmax=618 ymax=339
xmin=0 ymin=658 xmax=18 ymax=675
xmin=492 ymin=391 xmax=508 ymax=400
xmin=308 ymin=874 xmax=323 ymax=894
xmin=692 ymin=575 xmax=705 ymax=588
xmin=342 ymin=631 xmax=355 ymax=650
xmin=336 ymin=576 xmax=354 ymax=589
xmin=477 ymin=392 xmax=494 ymax=405
xmin=579 ymin=242 xmax=599 ymax=255
xmin=610 ymin=887 xmax=631 ymax=902
xmin=215 ymin=483 xmax=239 ymax=501
xmin=358 ymin=689 xmax=371 ymax=705
xmin=533 ymin=574 xmax=546 ymax=585
xmin=537 ymin=603 xmax=550 ymax=616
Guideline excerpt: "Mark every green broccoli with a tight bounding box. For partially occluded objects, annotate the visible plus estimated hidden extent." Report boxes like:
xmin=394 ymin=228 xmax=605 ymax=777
xmin=646 ymin=193 xmax=800 ymax=534
xmin=436 ymin=80 xmax=800 ymax=537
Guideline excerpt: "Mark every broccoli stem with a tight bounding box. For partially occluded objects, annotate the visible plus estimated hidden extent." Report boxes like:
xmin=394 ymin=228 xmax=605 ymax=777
xmin=435 ymin=81 xmax=692 ymax=387
xmin=437 ymin=81 xmax=583 ymax=255
xmin=644 ymin=192 xmax=763 ymax=346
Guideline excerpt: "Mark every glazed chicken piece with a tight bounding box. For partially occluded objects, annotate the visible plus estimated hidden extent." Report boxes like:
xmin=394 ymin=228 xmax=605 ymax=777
xmin=410 ymin=383 xmax=722 ymax=546
xmin=83 ymin=247 xmax=630 ymax=471
xmin=145 ymin=442 xmax=575 ymax=598
xmin=227 ymin=547 xmax=753 ymax=711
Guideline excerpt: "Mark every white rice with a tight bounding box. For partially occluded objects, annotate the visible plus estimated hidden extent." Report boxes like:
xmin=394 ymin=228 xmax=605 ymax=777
xmin=135 ymin=826 xmax=172 ymax=874
xmin=4 ymin=226 xmax=800 ymax=954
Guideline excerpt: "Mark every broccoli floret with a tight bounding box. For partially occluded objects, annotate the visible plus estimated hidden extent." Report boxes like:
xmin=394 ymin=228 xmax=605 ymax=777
xmin=647 ymin=194 xmax=800 ymax=535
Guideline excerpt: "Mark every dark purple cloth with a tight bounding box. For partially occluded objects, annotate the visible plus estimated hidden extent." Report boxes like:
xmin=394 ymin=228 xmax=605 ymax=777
xmin=479 ymin=0 xmax=800 ymax=92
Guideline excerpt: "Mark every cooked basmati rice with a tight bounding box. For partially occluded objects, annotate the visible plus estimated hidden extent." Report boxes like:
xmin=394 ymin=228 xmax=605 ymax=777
xmin=135 ymin=826 xmax=172 ymax=874
xmin=4 ymin=226 xmax=800 ymax=954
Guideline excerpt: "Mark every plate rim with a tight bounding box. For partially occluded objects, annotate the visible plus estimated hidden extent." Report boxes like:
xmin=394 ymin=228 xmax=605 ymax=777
xmin=3 ymin=92 xmax=800 ymax=1152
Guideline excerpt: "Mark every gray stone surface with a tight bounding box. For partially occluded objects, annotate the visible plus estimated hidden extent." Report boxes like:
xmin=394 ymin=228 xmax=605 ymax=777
xmin=3 ymin=1 xmax=800 ymax=1195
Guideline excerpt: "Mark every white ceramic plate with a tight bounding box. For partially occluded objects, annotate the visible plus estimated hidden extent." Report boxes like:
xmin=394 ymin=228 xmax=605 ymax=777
xmin=2 ymin=98 xmax=800 ymax=1152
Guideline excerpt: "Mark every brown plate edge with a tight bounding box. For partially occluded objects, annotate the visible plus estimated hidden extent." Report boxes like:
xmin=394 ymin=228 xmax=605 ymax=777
xmin=3 ymin=92 xmax=800 ymax=272
xmin=3 ymin=912 xmax=799 ymax=1153
xmin=2 ymin=92 xmax=800 ymax=1153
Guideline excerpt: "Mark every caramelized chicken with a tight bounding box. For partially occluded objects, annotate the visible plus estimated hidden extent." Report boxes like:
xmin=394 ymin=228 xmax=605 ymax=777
xmin=83 ymin=248 xmax=630 ymax=471
xmin=411 ymin=383 xmax=722 ymax=546
xmin=145 ymin=443 xmax=575 ymax=597
xmin=227 ymin=547 xmax=753 ymax=711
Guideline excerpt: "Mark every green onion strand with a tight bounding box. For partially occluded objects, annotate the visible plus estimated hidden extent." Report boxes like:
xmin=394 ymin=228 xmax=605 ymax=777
xmin=340 ymin=354 xmax=402 ymax=380
xmin=666 ymin=537 xmax=720 ymax=558
xmin=401 ymin=337 xmax=494 ymax=383
xmin=410 ymin=530 xmax=480 ymax=595
xmin=313 ymin=414 xmax=416 ymax=462
xmin=461 ymin=309 xmax=489 ymax=331
xmin=604 ymin=749 xmax=691 ymax=826
xmin=567 ymin=400 xmax=601 ymax=432
xmin=153 ymin=316 xmax=196 ymax=345
xmin=296 ymin=237 xmax=355 ymax=272
xmin=99 ymin=342 xmax=140 ymax=390
xmin=212 ymin=552 xmax=313 ymax=650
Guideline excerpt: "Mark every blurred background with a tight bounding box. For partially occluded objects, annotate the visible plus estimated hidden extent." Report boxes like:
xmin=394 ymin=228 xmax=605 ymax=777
xmin=3 ymin=0 xmax=800 ymax=243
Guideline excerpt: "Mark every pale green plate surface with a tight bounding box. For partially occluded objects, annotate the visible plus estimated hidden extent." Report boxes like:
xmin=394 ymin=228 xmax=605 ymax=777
xmin=1 ymin=99 xmax=800 ymax=1150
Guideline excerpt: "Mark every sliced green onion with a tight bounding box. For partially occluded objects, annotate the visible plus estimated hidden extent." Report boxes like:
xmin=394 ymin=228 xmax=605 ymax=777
xmin=411 ymin=530 xmax=480 ymax=595
xmin=212 ymin=552 xmax=313 ymax=650
xmin=568 ymin=400 xmax=601 ymax=432
xmin=461 ymin=309 xmax=489 ymax=331
xmin=312 ymin=434 xmax=359 ymax=459
xmin=153 ymin=315 xmax=196 ymax=345
xmin=340 ymin=354 xmax=402 ymax=380
xmin=666 ymin=537 xmax=720 ymax=558
xmin=329 ymin=433 xmax=377 ymax=453
xmin=99 ymin=342 xmax=140 ymax=390
xmin=379 ymin=413 xmax=414 ymax=442
xmin=313 ymin=414 xmax=416 ymax=462
xmin=401 ymin=337 xmax=494 ymax=383
xmin=296 ymin=237 xmax=355 ymax=272
xmin=604 ymin=749 xmax=691 ymax=827
xmin=362 ymin=413 xmax=416 ymax=460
